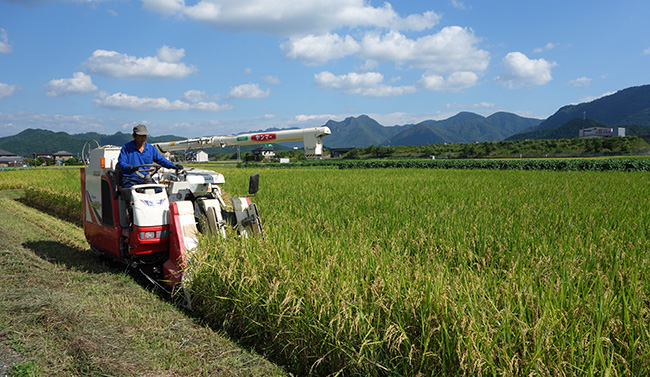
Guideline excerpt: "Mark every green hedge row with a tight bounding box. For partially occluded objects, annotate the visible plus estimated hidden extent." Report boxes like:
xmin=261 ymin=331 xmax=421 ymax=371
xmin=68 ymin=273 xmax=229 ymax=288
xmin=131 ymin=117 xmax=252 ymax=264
xmin=241 ymin=158 xmax=650 ymax=171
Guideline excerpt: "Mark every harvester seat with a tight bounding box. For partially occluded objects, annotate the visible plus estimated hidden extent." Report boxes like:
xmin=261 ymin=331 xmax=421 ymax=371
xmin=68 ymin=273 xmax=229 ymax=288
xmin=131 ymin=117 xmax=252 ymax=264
xmin=107 ymin=168 xmax=120 ymax=200
xmin=114 ymin=165 xmax=123 ymax=193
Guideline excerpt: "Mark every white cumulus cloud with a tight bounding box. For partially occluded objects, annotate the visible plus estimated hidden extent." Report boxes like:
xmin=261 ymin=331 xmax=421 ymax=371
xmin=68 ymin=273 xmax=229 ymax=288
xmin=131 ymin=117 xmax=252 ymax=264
xmin=314 ymin=71 xmax=383 ymax=93
xmin=0 ymin=83 xmax=19 ymax=99
xmin=156 ymin=45 xmax=186 ymax=63
xmin=314 ymin=71 xmax=415 ymax=97
xmin=362 ymin=84 xmax=417 ymax=97
xmin=281 ymin=33 xmax=360 ymax=66
xmin=142 ymin=0 xmax=184 ymax=15
xmin=45 ymin=72 xmax=98 ymax=97
xmin=262 ymin=75 xmax=281 ymax=85
xmin=450 ymin=0 xmax=469 ymax=10
xmin=144 ymin=0 xmax=439 ymax=36
xmin=182 ymin=89 xmax=209 ymax=103
xmin=419 ymin=71 xmax=478 ymax=92
xmin=142 ymin=0 xmax=486 ymax=92
xmin=294 ymin=114 xmax=338 ymax=122
xmin=282 ymin=27 xmax=489 ymax=75
xmin=568 ymin=77 xmax=592 ymax=87
xmin=495 ymin=52 xmax=556 ymax=88
xmin=359 ymin=27 xmax=489 ymax=73
xmin=82 ymin=46 xmax=197 ymax=80
xmin=93 ymin=91 xmax=232 ymax=111
xmin=533 ymin=42 xmax=556 ymax=53
xmin=0 ymin=28 xmax=12 ymax=54
xmin=228 ymin=83 xmax=270 ymax=99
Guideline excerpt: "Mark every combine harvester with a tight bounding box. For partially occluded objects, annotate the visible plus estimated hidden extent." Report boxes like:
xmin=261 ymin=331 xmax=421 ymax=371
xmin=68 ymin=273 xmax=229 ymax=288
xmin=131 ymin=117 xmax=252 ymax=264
xmin=81 ymin=126 xmax=331 ymax=295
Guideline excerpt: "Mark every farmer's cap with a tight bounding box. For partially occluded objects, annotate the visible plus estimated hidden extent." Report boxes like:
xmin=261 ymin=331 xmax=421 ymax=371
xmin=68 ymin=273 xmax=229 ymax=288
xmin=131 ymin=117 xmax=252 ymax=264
xmin=133 ymin=124 xmax=149 ymax=136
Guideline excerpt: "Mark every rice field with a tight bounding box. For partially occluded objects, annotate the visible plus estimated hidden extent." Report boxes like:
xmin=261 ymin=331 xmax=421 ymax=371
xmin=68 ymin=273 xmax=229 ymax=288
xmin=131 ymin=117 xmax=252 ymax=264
xmin=192 ymin=167 xmax=650 ymax=376
xmin=2 ymin=166 xmax=649 ymax=376
xmin=0 ymin=167 xmax=82 ymax=225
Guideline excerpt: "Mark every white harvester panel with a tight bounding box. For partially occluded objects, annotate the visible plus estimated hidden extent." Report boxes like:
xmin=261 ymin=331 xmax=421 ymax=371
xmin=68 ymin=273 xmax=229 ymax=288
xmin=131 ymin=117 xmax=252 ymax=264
xmin=201 ymin=198 xmax=226 ymax=238
xmin=131 ymin=184 xmax=170 ymax=227
xmin=175 ymin=200 xmax=199 ymax=253
xmin=84 ymin=146 xmax=121 ymax=224
xmin=165 ymin=168 xmax=225 ymax=202
xmin=185 ymin=169 xmax=225 ymax=195
xmin=232 ymin=197 xmax=262 ymax=238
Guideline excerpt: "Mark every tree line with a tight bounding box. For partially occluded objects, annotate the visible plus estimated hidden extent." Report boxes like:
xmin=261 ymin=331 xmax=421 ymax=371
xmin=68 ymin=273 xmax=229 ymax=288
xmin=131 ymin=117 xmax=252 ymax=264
xmin=336 ymin=136 xmax=648 ymax=160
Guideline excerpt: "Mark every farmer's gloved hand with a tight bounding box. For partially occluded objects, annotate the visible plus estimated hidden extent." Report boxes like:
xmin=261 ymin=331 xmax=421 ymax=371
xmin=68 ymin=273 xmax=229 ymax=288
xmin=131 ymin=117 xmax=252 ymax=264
xmin=124 ymin=165 xmax=134 ymax=173
xmin=174 ymin=164 xmax=184 ymax=170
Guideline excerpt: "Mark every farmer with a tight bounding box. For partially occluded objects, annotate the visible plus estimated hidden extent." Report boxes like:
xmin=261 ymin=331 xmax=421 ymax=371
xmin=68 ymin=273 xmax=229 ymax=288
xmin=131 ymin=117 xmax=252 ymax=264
xmin=117 ymin=124 xmax=182 ymax=197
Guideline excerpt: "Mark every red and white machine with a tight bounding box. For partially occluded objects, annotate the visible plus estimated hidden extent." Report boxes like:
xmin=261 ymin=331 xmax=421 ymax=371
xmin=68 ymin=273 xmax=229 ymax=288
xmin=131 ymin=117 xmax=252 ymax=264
xmin=80 ymin=126 xmax=330 ymax=292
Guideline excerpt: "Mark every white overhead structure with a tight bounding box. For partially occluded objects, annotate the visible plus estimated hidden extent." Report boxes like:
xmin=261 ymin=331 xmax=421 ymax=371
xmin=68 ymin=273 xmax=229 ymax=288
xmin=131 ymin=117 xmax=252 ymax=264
xmin=153 ymin=126 xmax=332 ymax=158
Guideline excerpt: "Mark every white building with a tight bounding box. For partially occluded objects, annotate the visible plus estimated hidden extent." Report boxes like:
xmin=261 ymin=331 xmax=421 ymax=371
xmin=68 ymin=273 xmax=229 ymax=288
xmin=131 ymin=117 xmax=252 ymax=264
xmin=579 ymin=127 xmax=625 ymax=138
xmin=185 ymin=150 xmax=209 ymax=162
xmin=252 ymin=146 xmax=275 ymax=159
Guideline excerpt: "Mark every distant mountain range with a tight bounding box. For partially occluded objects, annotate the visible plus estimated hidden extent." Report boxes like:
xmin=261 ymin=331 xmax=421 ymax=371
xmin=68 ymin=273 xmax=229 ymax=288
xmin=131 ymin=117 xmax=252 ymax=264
xmin=507 ymin=84 xmax=650 ymax=140
xmin=0 ymin=129 xmax=182 ymax=158
xmin=2 ymin=84 xmax=650 ymax=157
xmin=319 ymin=111 xmax=542 ymax=147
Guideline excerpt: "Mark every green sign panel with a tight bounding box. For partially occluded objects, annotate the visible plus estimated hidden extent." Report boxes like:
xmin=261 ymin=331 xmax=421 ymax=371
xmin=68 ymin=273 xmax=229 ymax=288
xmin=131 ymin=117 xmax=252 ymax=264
xmin=237 ymin=136 xmax=248 ymax=141
xmin=264 ymin=144 xmax=273 ymax=148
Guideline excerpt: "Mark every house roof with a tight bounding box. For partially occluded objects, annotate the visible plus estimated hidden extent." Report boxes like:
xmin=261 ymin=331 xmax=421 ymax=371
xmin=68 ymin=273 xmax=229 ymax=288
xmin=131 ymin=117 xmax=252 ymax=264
xmin=185 ymin=150 xmax=208 ymax=155
xmin=0 ymin=156 xmax=24 ymax=162
xmin=0 ymin=149 xmax=19 ymax=157
xmin=53 ymin=150 xmax=74 ymax=156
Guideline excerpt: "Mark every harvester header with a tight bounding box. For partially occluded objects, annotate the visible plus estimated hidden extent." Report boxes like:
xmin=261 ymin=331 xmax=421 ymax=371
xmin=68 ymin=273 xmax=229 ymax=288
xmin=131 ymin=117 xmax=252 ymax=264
xmin=153 ymin=126 xmax=331 ymax=158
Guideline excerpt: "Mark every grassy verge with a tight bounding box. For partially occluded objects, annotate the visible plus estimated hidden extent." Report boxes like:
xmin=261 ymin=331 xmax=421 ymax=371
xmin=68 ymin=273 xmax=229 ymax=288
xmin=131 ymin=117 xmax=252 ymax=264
xmin=0 ymin=190 xmax=286 ymax=377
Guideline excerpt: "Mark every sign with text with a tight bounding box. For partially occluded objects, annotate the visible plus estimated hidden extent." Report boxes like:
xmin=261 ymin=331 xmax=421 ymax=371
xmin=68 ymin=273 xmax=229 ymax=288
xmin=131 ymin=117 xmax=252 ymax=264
xmin=251 ymin=133 xmax=276 ymax=142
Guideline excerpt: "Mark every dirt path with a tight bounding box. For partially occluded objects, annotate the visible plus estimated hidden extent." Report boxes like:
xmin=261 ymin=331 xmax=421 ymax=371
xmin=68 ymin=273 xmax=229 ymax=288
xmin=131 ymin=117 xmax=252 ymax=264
xmin=0 ymin=190 xmax=286 ymax=376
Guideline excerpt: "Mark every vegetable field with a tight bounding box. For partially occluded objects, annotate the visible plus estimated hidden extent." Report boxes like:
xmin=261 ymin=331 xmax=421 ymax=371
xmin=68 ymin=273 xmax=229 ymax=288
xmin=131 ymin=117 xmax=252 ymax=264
xmin=2 ymin=166 xmax=649 ymax=376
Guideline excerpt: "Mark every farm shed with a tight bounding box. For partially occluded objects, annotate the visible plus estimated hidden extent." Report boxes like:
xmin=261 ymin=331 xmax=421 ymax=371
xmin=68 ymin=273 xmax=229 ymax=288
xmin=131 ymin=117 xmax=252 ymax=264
xmin=0 ymin=149 xmax=24 ymax=167
xmin=185 ymin=150 xmax=209 ymax=162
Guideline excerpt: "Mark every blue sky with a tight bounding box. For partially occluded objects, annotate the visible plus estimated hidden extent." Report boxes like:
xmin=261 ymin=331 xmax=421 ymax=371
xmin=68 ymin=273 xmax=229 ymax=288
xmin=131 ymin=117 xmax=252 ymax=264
xmin=0 ymin=0 xmax=649 ymax=139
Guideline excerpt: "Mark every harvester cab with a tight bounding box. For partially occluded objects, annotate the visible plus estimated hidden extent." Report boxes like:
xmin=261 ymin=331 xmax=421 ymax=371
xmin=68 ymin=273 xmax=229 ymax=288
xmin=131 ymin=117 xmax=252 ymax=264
xmin=80 ymin=126 xmax=331 ymax=292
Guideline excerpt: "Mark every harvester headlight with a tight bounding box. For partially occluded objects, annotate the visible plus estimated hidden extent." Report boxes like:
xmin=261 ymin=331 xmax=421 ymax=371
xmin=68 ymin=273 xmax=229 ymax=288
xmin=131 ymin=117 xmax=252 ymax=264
xmin=157 ymin=230 xmax=170 ymax=238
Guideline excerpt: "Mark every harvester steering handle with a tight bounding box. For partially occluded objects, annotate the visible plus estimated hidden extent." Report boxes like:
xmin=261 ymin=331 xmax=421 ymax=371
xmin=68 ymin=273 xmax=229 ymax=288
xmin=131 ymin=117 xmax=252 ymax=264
xmin=131 ymin=164 xmax=162 ymax=182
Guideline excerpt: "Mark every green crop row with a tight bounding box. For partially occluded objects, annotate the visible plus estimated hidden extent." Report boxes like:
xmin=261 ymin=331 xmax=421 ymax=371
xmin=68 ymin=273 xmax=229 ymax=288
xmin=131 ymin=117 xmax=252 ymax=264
xmin=190 ymin=168 xmax=650 ymax=376
xmin=240 ymin=157 xmax=650 ymax=171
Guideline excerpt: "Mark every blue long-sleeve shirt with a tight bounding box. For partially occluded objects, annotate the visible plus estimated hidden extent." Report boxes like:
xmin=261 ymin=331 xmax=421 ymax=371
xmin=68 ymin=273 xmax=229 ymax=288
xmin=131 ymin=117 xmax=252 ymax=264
xmin=117 ymin=140 xmax=175 ymax=188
